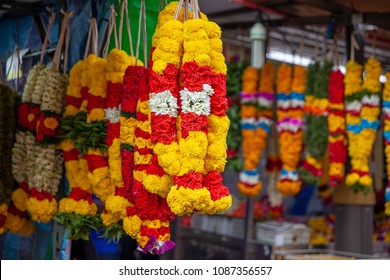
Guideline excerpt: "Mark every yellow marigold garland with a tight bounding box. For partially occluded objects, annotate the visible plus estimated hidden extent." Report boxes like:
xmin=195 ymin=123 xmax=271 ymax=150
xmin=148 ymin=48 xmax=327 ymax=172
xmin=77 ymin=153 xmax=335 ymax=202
xmin=345 ymin=58 xmax=381 ymax=193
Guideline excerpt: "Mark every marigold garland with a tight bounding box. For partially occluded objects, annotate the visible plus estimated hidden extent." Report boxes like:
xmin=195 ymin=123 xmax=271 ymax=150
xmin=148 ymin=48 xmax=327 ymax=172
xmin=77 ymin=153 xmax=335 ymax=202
xmin=384 ymin=72 xmax=390 ymax=215
xmin=203 ymin=20 xmax=232 ymax=213
xmin=300 ymin=61 xmax=332 ymax=185
xmin=124 ymin=64 xmax=176 ymax=254
xmin=276 ymin=64 xmax=306 ymax=196
xmin=238 ymin=66 xmax=261 ymax=196
xmin=56 ymin=59 xmax=98 ymax=239
xmin=328 ymin=69 xmax=347 ymax=187
xmin=345 ymin=58 xmax=381 ymax=193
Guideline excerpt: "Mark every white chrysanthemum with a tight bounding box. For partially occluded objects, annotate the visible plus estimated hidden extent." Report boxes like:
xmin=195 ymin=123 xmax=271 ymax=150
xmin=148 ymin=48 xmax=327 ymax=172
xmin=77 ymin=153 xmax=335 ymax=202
xmin=383 ymin=107 xmax=390 ymax=117
xmin=239 ymin=171 xmax=259 ymax=185
xmin=202 ymin=84 xmax=214 ymax=96
xmin=105 ymin=106 xmax=121 ymax=123
xmin=276 ymin=122 xmax=301 ymax=133
xmin=240 ymin=117 xmax=256 ymax=126
xmin=277 ymin=99 xmax=291 ymax=109
xmin=180 ymin=88 xmax=210 ymax=115
xmin=290 ymin=99 xmax=305 ymax=108
xmin=149 ymin=90 xmax=178 ymax=117
xmin=41 ymin=71 xmax=67 ymax=114
xmin=257 ymin=116 xmax=273 ymax=127
xmin=32 ymin=67 xmax=49 ymax=105
xmin=345 ymin=100 xmax=362 ymax=112
xmin=257 ymin=96 xmax=273 ymax=108
xmin=362 ymin=95 xmax=380 ymax=106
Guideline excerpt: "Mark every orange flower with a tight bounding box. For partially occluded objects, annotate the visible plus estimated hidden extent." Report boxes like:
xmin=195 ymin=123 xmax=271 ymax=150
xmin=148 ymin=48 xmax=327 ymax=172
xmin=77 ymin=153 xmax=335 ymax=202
xmin=43 ymin=117 xmax=59 ymax=130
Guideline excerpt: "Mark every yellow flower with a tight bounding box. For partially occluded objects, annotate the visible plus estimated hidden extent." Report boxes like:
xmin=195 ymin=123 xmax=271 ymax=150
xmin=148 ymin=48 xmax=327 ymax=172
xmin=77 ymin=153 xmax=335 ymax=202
xmin=89 ymin=108 xmax=105 ymax=121
xmin=143 ymin=174 xmax=173 ymax=198
xmin=167 ymin=186 xmax=212 ymax=216
xmin=101 ymin=211 xmax=121 ymax=226
xmin=27 ymin=197 xmax=57 ymax=223
xmin=11 ymin=188 xmax=29 ymax=212
xmin=27 ymin=113 xmax=35 ymax=123
xmin=105 ymin=195 xmax=131 ymax=217
xmin=123 ymin=215 xmax=142 ymax=239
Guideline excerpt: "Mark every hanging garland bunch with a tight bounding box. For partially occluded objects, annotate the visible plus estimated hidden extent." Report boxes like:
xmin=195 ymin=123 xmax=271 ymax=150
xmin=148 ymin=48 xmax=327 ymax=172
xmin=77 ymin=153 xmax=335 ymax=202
xmin=345 ymin=57 xmax=381 ymax=193
xmin=277 ymin=64 xmax=306 ymax=196
xmin=147 ymin=3 xmax=181 ymax=197
xmin=57 ymin=59 xmax=100 ymax=240
xmin=328 ymin=69 xmax=347 ymax=187
xmin=237 ymin=66 xmax=261 ymax=196
xmin=383 ymin=72 xmax=390 ymax=215
xmin=202 ymin=19 xmax=232 ymax=213
xmin=166 ymin=6 xmax=214 ymax=216
xmin=300 ymin=61 xmax=332 ymax=185
xmin=26 ymin=13 xmax=72 ymax=223
xmin=102 ymin=49 xmax=135 ymax=227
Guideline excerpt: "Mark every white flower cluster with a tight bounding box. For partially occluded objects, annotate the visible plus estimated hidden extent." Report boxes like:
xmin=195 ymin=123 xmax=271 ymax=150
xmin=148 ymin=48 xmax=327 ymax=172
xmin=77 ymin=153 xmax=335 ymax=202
xmin=149 ymin=90 xmax=178 ymax=117
xmin=31 ymin=145 xmax=63 ymax=195
xmin=40 ymin=69 xmax=68 ymax=114
xmin=290 ymin=99 xmax=305 ymax=108
xmin=239 ymin=171 xmax=259 ymax=185
xmin=11 ymin=131 xmax=28 ymax=183
xmin=277 ymin=99 xmax=290 ymax=109
xmin=240 ymin=117 xmax=256 ymax=126
xmin=257 ymin=116 xmax=273 ymax=127
xmin=276 ymin=121 xmax=301 ymax=133
xmin=32 ymin=67 xmax=48 ymax=105
xmin=105 ymin=105 xmax=121 ymax=123
xmin=25 ymin=133 xmax=38 ymax=185
xmin=180 ymin=84 xmax=214 ymax=116
xmin=23 ymin=64 xmax=45 ymax=103
xmin=362 ymin=95 xmax=380 ymax=107
xmin=257 ymin=96 xmax=273 ymax=108
xmin=345 ymin=100 xmax=362 ymax=112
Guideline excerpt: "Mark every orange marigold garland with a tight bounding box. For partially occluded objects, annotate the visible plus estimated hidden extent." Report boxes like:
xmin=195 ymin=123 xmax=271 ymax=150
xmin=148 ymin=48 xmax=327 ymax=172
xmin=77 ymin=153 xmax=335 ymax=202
xmin=276 ymin=64 xmax=306 ymax=196
xmin=237 ymin=66 xmax=261 ymax=196
xmin=328 ymin=69 xmax=347 ymax=187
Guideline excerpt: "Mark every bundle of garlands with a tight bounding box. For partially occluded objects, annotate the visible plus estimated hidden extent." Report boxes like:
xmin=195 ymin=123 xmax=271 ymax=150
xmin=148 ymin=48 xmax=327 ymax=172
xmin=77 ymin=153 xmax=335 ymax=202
xmin=345 ymin=57 xmax=381 ymax=193
xmin=26 ymin=12 xmax=72 ymax=223
xmin=328 ymin=69 xmax=347 ymax=187
xmin=148 ymin=0 xmax=231 ymax=218
xmin=300 ymin=61 xmax=332 ymax=185
xmin=384 ymin=72 xmax=390 ymax=215
xmin=238 ymin=61 xmax=275 ymax=197
xmin=57 ymin=52 xmax=100 ymax=240
xmin=276 ymin=64 xmax=306 ymax=196
xmin=0 ymin=84 xmax=27 ymax=235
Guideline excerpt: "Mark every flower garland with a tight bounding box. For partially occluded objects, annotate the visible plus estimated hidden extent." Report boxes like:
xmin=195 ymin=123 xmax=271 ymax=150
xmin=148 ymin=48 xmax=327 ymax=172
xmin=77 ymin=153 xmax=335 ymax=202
xmin=165 ymin=16 xmax=215 ymax=216
xmin=10 ymin=64 xmax=45 ymax=229
xmin=384 ymin=72 xmax=390 ymax=215
xmin=300 ymin=61 xmax=332 ymax=185
xmin=148 ymin=17 xmax=181 ymax=197
xmin=82 ymin=54 xmax=115 ymax=202
xmin=123 ymin=65 xmax=175 ymax=254
xmin=203 ymin=20 xmax=232 ymax=214
xmin=328 ymin=69 xmax=347 ymax=187
xmin=26 ymin=64 xmax=67 ymax=223
xmin=101 ymin=49 xmax=134 ymax=228
xmin=237 ymin=66 xmax=260 ymax=196
xmin=276 ymin=64 xmax=306 ymax=196
xmin=57 ymin=59 xmax=99 ymax=240
xmin=345 ymin=57 xmax=381 ymax=193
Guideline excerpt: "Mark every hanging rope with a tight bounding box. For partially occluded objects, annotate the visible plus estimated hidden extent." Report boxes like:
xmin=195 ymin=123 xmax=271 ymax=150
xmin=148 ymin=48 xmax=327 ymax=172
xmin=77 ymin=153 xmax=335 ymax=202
xmin=52 ymin=11 xmax=72 ymax=72
xmin=141 ymin=0 xmax=148 ymax=67
xmin=103 ymin=5 xmax=118 ymax=58
xmin=40 ymin=8 xmax=56 ymax=65
xmin=124 ymin=0 xmax=134 ymax=56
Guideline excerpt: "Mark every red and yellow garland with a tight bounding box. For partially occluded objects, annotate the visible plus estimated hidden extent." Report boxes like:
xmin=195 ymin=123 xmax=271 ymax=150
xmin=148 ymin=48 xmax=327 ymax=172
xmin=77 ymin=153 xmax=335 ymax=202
xmin=328 ymin=69 xmax=347 ymax=187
